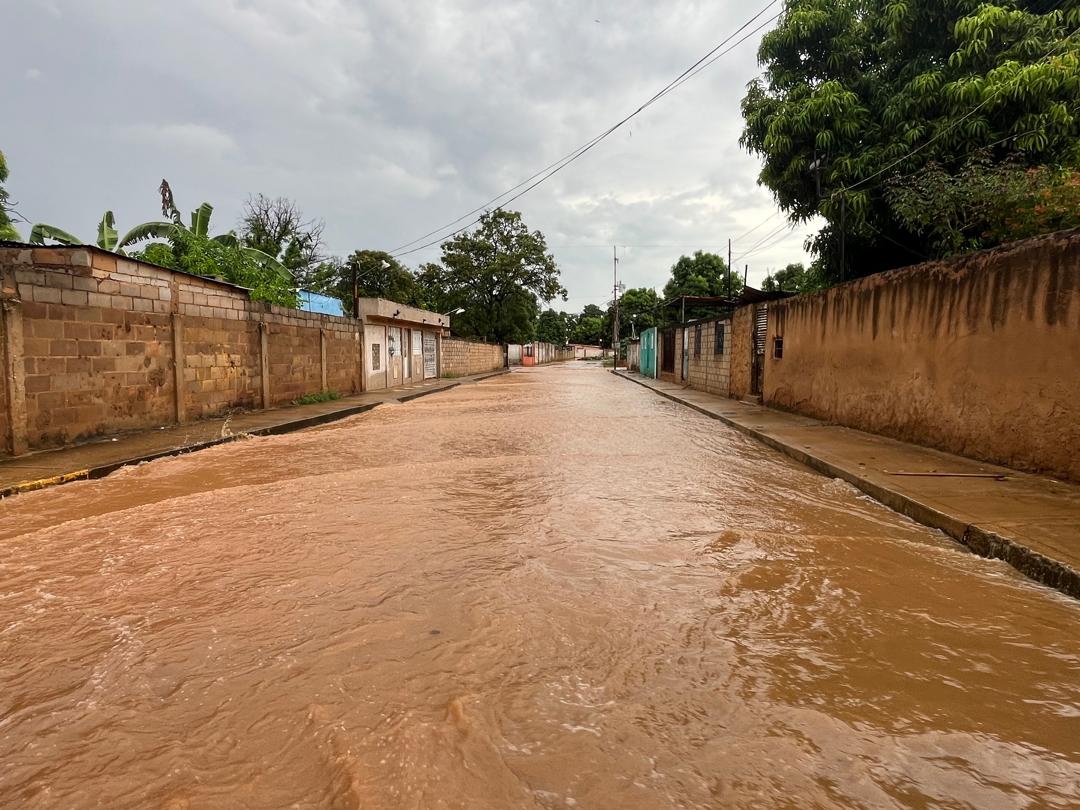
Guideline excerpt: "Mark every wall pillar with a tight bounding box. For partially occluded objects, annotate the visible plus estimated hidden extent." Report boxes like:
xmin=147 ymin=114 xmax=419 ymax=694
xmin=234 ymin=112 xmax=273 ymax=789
xmin=1 ymin=298 xmax=28 ymax=456
xmin=320 ymin=329 xmax=328 ymax=392
xmin=436 ymin=331 xmax=443 ymax=379
xmin=171 ymin=313 xmax=186 ymax=424
xmin=259 ymin=321 xmax=271 ymax=409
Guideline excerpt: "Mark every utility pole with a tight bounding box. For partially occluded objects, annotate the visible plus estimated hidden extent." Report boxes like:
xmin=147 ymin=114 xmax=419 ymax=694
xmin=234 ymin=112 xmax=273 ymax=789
xmin=744 ymin=264 xmax=748 ymax=288
xmin=727 ymin=238 xmax=733 ymax=299
xmin=612 ymin=245 xmax=620 ymax=368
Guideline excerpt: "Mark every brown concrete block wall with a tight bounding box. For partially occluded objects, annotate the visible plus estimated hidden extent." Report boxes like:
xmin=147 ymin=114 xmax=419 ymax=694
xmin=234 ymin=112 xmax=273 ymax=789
xmin=1 ymin=245 xmax=370 ymax=455
xmin=181 ymin=316 xmax=262 ymax=419
xmin=441 ymin=338 xmax=504 ymax=376
xmin=265 ymin=321 xmax=324 ymax=405
xmin=764 ymin=228 xmax=1080 ymax=481
xmin=19 ymin=299 xmax=175 ymax=448
xmin=686 ymin=320 xmax=732 ymax=397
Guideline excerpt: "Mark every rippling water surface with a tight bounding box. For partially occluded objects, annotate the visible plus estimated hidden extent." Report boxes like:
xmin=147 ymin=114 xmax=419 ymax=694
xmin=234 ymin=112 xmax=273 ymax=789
xmin=2 ymin=364 xmax=1079 ymax=808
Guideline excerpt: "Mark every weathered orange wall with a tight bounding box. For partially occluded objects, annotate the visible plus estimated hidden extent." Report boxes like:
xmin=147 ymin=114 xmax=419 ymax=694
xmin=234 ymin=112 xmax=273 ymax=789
xmin=728 ymin=306 xmax=753 ymax=399
xmin=764 ymin=228 xmax=1080 ymax=481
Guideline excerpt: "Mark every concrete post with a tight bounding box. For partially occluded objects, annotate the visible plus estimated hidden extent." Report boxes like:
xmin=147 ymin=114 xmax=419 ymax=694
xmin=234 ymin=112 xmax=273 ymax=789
xmin=1 ymin=298 xmax=28 ymax=456
xmin=259 ymin=321 xmax=271 ymax=409
xmin=171 ymin=313 xmax=185 ymax=424
xmin=320 ymin=329 xmax=328 ymax=392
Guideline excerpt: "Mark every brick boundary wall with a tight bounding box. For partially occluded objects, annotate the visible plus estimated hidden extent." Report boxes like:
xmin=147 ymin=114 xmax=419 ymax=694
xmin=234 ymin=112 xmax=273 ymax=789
xmin=0 ymin=245 xmax=363 ymax=455
xmin=440 ymin=338 xmax=504 ymax=377
xmin=760 ymin=228 xmax=1080 ymax=481
xmin=685 ymin=319 xmax=732 ymax=397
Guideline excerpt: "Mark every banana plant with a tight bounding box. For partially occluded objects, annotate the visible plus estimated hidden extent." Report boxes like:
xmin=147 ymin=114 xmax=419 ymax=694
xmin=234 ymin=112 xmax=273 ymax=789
xmin=28 ymin=223 xmax=82 ymax=246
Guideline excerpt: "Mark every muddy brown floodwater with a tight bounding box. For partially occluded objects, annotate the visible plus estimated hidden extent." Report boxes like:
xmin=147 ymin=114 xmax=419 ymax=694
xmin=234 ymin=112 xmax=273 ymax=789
xmin=2 ymin=364 xmax=1079 ymax=809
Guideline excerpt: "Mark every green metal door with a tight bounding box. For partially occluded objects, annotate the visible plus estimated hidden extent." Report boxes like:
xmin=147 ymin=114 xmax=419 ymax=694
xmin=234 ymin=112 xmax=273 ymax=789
xmin=640 ymin=327 xmax=657 ymax=378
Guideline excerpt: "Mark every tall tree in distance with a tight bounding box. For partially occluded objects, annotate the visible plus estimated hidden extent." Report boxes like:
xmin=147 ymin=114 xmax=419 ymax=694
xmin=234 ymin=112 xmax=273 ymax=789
xmin=434 ymin=210 xmax=565 ymax=344
xmin=239 ymin=194 xmax=326 ymax=288
xmin=741 ymin=0 xmax=1080 ymax=281
xmin=336 ymin=250 xmax=424 ymax=310
xmin=0 ymin=149 xmax=20 ymax=240
xmin=762 ymin=262 xmax=823 ymax=293
xmin=536 ymin=309 xmax=575 ymax=345
xmin=662 ymin=251 xmax=743 ymax=319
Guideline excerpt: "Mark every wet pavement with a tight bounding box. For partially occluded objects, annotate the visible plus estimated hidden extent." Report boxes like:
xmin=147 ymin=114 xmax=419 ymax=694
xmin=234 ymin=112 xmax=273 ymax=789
xmin=2 ymin=363 xmax=1079 ymax=808
xmin=0 ymin=373 xmax=499 ymax=497
xmin=615 ymin=369 xmax=1080 ymax=597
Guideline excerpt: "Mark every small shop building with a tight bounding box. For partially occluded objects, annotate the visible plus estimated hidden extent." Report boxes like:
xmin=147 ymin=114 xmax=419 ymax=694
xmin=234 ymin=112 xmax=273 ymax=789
xmin=356 ymin=298 xmax=449 ymax=392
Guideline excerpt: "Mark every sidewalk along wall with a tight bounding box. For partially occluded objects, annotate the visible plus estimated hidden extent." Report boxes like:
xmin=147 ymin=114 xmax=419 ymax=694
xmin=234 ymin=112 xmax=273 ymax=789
xmin=0 ymin=245 xmax=365 ymax=455
xmin=440 ymin=338 xmax=503 ymax=376
xmin=764 ymin=228 xmax=1080 ymax=481
xmin=685 ymin=318 xmax=732 ymax=397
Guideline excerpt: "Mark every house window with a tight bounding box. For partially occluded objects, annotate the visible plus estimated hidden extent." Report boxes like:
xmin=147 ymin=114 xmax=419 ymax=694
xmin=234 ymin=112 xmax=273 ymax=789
xmin=773 ymin=336 xmax=784 ymax=359
xmin=714 ymin=322 xmax=725 ymax=355
xmin=371 ymin=344 xmax=382 ymax=371
xmin=694 ymin=325 xmax=702 ymax=358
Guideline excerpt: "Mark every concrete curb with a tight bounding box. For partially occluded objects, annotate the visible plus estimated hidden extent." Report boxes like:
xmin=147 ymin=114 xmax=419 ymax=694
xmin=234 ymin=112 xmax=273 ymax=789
xmin=1 ymin=371 xmax=509 ymax=500
xmin=614 ymin=370 xmax=1080 ymax=600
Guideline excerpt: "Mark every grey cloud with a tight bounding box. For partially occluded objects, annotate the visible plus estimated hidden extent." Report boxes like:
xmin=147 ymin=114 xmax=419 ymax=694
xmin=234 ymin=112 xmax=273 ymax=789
xmin=4 ymin=0 xmax=812 ymax=307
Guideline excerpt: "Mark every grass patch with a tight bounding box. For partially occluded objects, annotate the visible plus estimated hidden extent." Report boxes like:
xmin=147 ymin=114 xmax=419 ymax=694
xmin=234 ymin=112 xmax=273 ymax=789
xmin=441 ymin=372 xmax=463 ymax=379
xmin=291 ymin=390 xmax=341 ymax=406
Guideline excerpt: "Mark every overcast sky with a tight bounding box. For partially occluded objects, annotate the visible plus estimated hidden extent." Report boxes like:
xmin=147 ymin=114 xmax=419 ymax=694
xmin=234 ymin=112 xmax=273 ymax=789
xmin=5 ymin=0 xmax=813 ymax=313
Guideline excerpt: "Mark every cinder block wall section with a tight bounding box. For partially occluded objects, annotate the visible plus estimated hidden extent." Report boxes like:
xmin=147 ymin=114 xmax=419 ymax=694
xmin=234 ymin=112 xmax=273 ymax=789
xmin=763 ymin=228 xmax=1080 ymax=481
xmin=0 ymin=246 xmax=365 ymax=455
xmin=686 ymin=320 xmax=732 ymax=397
xmin=441 ymin=338 xmax=504 ymax=376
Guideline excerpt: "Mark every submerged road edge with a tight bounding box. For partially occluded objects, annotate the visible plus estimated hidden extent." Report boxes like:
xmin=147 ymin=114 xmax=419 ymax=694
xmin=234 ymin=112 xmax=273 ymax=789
xmin=613 ymin=370 xmax=1080 ymax=601
xmin=0 ymin=370 xmax=510 ymax=500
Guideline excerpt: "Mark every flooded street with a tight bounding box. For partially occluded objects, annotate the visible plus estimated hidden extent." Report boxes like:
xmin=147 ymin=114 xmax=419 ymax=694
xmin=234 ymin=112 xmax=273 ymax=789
xmin=2 ymin=363 xmax=1079 ymax=808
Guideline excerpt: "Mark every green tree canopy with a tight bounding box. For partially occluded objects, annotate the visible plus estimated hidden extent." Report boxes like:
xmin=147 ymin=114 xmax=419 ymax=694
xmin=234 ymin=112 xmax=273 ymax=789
xmin=334 ymin=250 xmax=425 ymax=311
xmin=429 ymin=210 xmax=565 ymax=344
xmin=662 ymin=251 xmax=743 ymax=320
xmin=762 ymin=262 xmax=824 ymax=293
xmin=0 ymin=149 xmax=18 ymax=241
xmin=536 ymin=309 xmax=575 ymax=345
xmin=741 ymin=0 xmax=1080 ymax=280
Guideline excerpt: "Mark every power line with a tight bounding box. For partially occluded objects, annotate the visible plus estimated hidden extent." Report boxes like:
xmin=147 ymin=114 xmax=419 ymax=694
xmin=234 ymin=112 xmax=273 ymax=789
xmin=388 ymin=2 xmax=783 ymax=258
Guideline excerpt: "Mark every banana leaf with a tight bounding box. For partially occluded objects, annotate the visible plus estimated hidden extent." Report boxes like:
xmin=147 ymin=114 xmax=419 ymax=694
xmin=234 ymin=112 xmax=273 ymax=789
xmin=97 ymin=211 xmax=119 ymax=252
xmin=117 ymin=221 xmax=177 ymax=250
xmin=189 ymin=202 xmax=213 ymax=238
xmin=29 ymin=224 xmax=82 ymax=246
xmin=242 ymin=247 xmax=295 ymax=281
xmin=212 ymin=232 xmax=239 ymax=248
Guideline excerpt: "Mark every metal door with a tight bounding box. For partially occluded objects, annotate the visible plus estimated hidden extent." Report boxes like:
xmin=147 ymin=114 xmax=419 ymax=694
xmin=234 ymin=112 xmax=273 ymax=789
xmin=640 ymin=328 xmax=656 ymax=378
xmin=660 ymin=328 xmax=676 ymax=374
xmin=423 ymin=331 xmax=437 ymax=379
xmin=411 ymin=329 xmax=422 ymax=380
xmin=388 ymin=327 xmax=403 ymax=384
xmin=751 ymin=304 xmax=768 ymax=395
xmin=364 ymin=324 xmax=387 ymax=390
